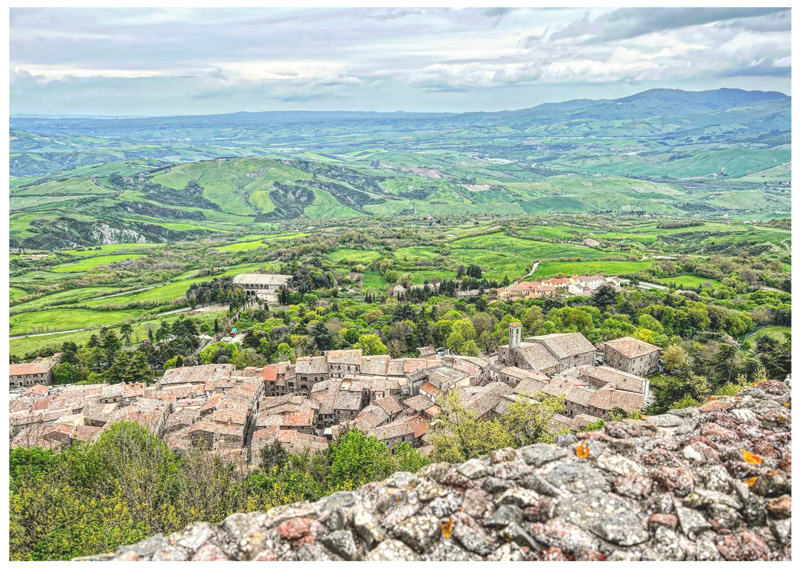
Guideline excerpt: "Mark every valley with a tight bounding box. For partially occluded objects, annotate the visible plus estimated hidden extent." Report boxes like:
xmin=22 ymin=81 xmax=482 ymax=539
xmin=9 ymin=88 xmax=791 ymax=250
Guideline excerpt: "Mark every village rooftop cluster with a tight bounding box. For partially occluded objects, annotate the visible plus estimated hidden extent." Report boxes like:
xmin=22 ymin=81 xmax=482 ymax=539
xmin=9 ymin=327 xmax=662 ymax=462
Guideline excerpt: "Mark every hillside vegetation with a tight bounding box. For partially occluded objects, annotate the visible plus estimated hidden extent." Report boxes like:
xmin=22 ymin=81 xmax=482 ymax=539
xmin=9 ymin=88 xmax=790 ymax=249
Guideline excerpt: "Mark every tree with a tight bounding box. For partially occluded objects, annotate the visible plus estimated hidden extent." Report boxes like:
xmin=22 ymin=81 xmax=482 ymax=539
xmin=466 ymin=264 xmax=483 ymax=279
xmin=755 ymin=333 xmax=791 ymax=381
xmin=130 ymin=350 xmax=154 ymax=383
xmin=393 ymin=442 xmax=430 ymax=473
xmin=52 ymin=362 xmax=77 ymax=384
xmin=328 ymin=430 xmax=395 ymax=492
xmin=120 ymin=324 xmax=133 ymax=346
xmin=501 ymin=393 xmax=566 ymax=445
xmin=155 ymin=321 xmax=171 ymax=343
xmin=354 ymin=334 xmax=388 ymax=355
xmin=232 ymin=348 xmax=267 ymax=369
xmin=310 ymin=321 xmax=333 ymax=352
xmin=427 ymin=390 xmax=515 ymax=463
xmin=105 ymin=352 xmax=134 ymax=383
xmin=259 ymin=440 xmax=289 ymax=473
xmin=662 ymin=344 xmax=689 ymax=374
xmin=60 ymin=342 xmax=79 ymax=365
xmin=460 ymin=340 xmax=481 ymax=357
xmin=274 ymin=342 xmax=295 ymax=363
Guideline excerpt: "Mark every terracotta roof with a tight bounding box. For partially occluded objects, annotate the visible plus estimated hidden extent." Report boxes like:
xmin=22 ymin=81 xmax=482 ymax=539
xmin=499 ymin=366 xmax=549 ymax=383
xmin=232 ymin=273 xmax=291 ymax=286
xmin=588 ymin=387 xmax=645 ymax=412
xmin=204 ymin=378 xmax=238 ymax=391
xmin=9 ymin=362 xmax=49 ymax=376
xmin=161 ymin=364 xmax=237 ymax=385
xmin=541 ymin=375 xmax=583 ymax=397
xmin=360 ymin=355 xmax=391 ymax=376
xmin=72 ymin=425 xmax=102 ymax=442
xmin=515 ymin=343 xmax=560 ymax=372
xmin=282 ymin=409 xmax=315 ymax=428
xmin=252 ymin=427 xmax=328 ymax=454
xmin=582 ymin=365 xmax=648 ymax=394
xmin=403 ymin=394 xmax=435 ymax=412
xmin=370 ymin=419 xmax=414 ymax=441
xmin=461 ymin=382 xmax=513 ymax=418
xmin=577 ymin=275 xmax=605 ymax=283
xmin=123 ymin=382 xmax=146 ymax=398
xmin=42 ymin=423 xmax=74 ymax=440
xmin=406 ymin=415 xmax=430 ymax=438
xmin=200 ymin=393 xmax=225 ymax=413
xmin=529 ymin=333 xmax=595 ymax=360
xmin=512 ymin=377 xmax=549 ymax=395
xmin=570 ymin=414 xmax=599 ymax=431
xmin=352 ymin=406 xmax=390 ymax=430
xmin=188 ymin=420 xmax=244 ymax=439
xmin=22 ymin=384 xmax=50 ymax=396
xmin=603 ymin=337 xmax=661 ymax=359
xmin=564 ymin=386 xmax=596 ymax=407
xmin=402 ymin=358 xmax=433 ymax=374
xmin=326 ymin=349 xmax=363 ymax=366
xmin=295 ymin=356 xmax=329 ymax=375
xmin=375 ymin=396 xmax=403 ymax=417
xmin=334 ymin=391 xmax=363 ymax=412
xmin=419 ymin=382 xmax=442 ymax=397
xmin=212 ymin=409 xmax=248 ymax=426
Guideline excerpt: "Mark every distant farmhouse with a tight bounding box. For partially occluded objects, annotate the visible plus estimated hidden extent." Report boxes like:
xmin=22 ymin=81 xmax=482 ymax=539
xmin=232 ymin=273 xmax=292 ymax=304
xmin=9 ymin=359 xmax=57 ymax=390
xmin=496 ymin=274 xmax=621 ymax=301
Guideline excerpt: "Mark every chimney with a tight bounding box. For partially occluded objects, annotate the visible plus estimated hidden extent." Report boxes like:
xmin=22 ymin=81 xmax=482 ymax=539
xmin=509 ymin=322 xmax=521 ymax=349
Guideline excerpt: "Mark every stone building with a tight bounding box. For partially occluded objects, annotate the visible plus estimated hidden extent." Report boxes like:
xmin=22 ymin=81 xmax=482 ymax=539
xmin=232 ymin=273 xmax=292 ymax=304
xmin=326 ymin=349 xmax=362 ymax=378
xmin=294 ymin=356 xmax=329 ymax=392
xmin=9 ymin=362 xmax=54 ymax=389
xmin=498 ymin=324 xmax=595 ymax=375
xmin=602 ymin=336 xmax=662 ymax=376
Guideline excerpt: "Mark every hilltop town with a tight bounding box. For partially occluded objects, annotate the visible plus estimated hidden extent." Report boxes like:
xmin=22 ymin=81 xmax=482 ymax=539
xmin=10 ymin=326 xmax=661 ymax=463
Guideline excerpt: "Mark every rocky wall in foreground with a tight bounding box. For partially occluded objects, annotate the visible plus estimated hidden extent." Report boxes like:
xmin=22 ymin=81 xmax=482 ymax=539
xmin=79 ymin=379 xmax=791 ymax=561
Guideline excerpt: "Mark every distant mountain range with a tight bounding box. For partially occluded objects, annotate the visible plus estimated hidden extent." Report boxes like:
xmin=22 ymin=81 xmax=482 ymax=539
xmin=11 ymin=88 xmax=788 ymax=129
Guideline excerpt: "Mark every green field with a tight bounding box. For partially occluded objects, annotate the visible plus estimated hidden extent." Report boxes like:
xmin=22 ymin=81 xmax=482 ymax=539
xmin=216 ymin=240 xmax=268 ymax=252
xmin=450 ymin=232 xmax=608 ymax=260
xmin=11 ymin=287 xmax=119 ymax=310
xmin=745 ymin=326 xmax=791 ymax=345
xmin=305 ymin=188 xmax=366 ymax=218
xmin=63 ymin=243 xmax=160 ymax=256
xmin=9 ymin=308 xmax=228 ymax=357
xmin=659 ymin=275 xmax=721 ymax=287
xmin=10 ymin=286 xmax=29 ymax=301
xmin=51 ymin=254 xmax=145 ymax=273
xmin=362 ymin=271 xmax=387 ymax=290
xmin=535 ymin=260 xmax=655 ymax=279
xmin=10 ymin=308 xmax=147 ymax=336
xmin=83 ymin=263 xmax=264 ymax=307
xmin=328 ymin=249 xmax=382 ymax=263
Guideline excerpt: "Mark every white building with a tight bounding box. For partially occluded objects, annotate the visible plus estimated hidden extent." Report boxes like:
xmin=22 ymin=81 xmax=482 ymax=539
xmin=232 ymin=273 xmax=292 ymax=304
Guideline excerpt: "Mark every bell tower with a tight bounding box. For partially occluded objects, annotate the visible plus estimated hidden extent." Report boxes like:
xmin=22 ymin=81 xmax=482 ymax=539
xmin=509 ymin=322 xmax=521 ymax=349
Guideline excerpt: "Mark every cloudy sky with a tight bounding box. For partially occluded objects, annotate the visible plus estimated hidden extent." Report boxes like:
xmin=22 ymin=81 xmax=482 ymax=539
xmin=10 ymin=7 xmax=791 ymax=116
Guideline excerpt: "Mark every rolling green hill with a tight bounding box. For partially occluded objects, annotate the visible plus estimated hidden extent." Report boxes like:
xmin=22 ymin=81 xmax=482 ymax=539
xmin=9 ymin=88 xmax=790 ymax=248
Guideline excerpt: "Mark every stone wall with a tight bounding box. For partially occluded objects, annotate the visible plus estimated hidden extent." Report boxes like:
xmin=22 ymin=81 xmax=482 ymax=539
xmin=80 ymin=379 xmax=791 ymax=561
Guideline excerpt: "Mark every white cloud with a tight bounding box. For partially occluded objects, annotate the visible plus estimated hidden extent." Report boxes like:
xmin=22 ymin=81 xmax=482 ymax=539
xmin=9 ymin=7 xmax=791 ymax=115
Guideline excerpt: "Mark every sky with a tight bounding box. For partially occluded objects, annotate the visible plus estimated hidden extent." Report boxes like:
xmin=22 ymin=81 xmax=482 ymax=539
xmin=9 ymin=7 xmax=792 ymax=116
